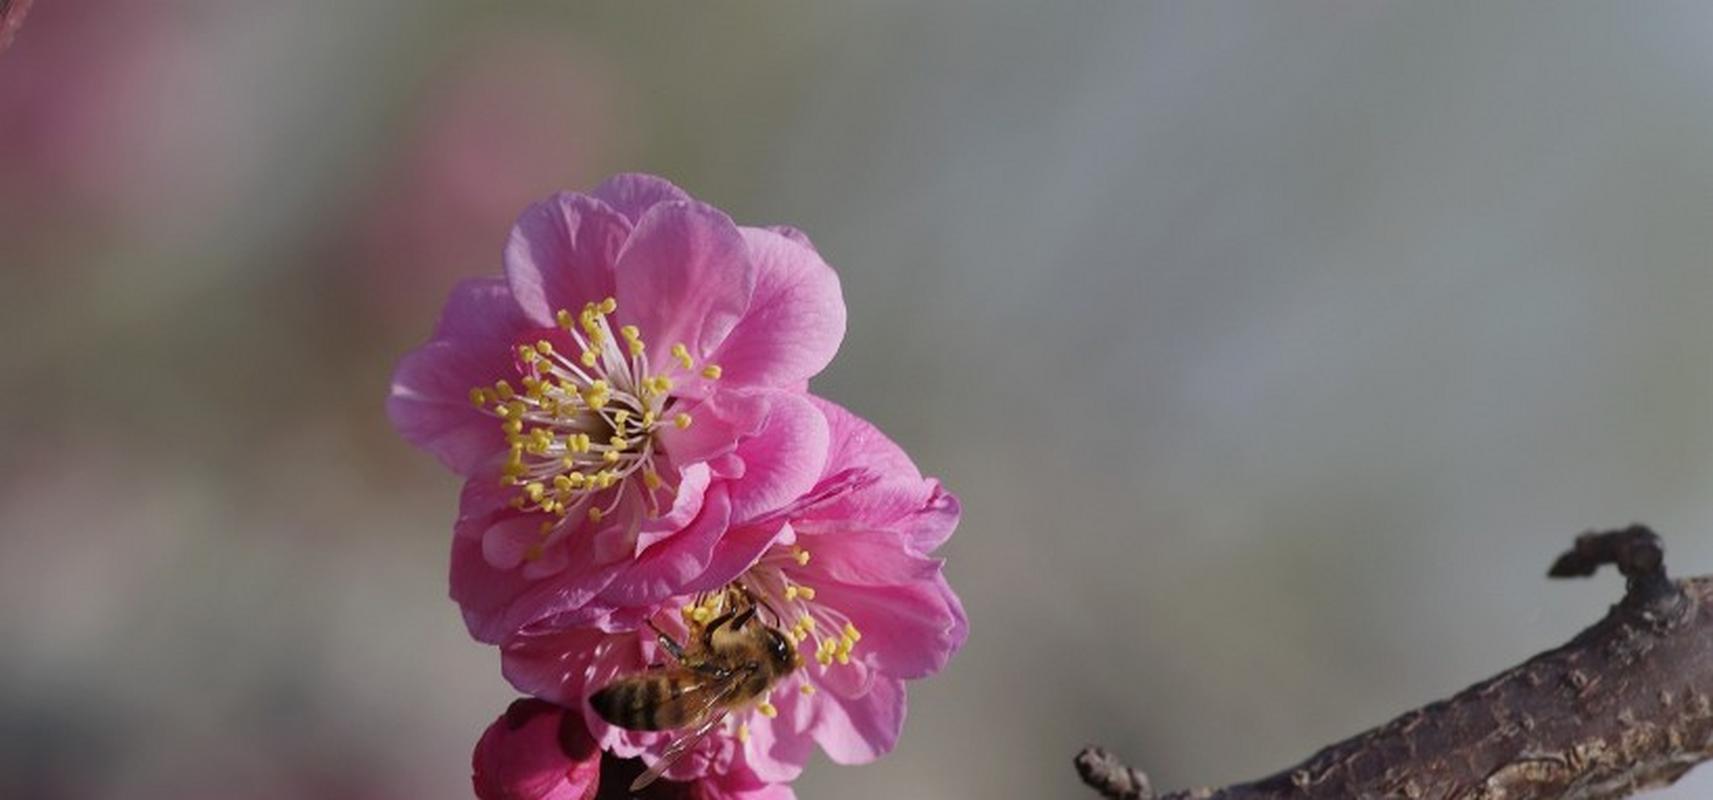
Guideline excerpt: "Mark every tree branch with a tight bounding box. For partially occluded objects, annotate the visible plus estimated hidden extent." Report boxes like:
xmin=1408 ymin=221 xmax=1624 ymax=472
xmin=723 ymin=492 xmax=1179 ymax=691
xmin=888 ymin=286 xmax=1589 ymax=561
xmin=1078 ymin=525 xmax=1713 ymax=800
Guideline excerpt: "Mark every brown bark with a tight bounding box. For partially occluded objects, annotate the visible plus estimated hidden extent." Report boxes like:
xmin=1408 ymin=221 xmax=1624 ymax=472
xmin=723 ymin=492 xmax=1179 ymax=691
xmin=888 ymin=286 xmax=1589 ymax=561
xmin=1077 ymin=526 xmax=1713 ymax=800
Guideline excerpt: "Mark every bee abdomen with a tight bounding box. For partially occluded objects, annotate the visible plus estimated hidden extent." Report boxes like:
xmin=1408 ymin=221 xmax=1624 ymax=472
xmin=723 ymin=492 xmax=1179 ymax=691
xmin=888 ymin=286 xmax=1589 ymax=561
xmin=589 ymin=676 xmax=697 ymax=732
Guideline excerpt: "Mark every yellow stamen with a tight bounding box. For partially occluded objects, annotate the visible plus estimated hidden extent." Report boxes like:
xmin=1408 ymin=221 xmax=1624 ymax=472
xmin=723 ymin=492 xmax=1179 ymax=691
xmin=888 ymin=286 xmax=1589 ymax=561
xmin=800 ymin=684 xmax=817 ymax=696
xmin=736 ymin=723 xmax=750 ymax=743
xmin=793 ymin=547 xmax=811 ymax=566
xmin=675 ymin=412 xmax=693 ymax=429
xmin=756 ymin=701 xmax=778 ymax=719
xmin=587 ymin=507 xmax=604 ymax=523
xmin=701 ymin=364 xmax=723 ymax=380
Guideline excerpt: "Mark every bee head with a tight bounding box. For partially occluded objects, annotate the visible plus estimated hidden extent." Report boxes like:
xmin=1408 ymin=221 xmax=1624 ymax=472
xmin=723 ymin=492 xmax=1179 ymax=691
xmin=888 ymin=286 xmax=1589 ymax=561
xmin=764 ymin=626 xmax=799 ymax=671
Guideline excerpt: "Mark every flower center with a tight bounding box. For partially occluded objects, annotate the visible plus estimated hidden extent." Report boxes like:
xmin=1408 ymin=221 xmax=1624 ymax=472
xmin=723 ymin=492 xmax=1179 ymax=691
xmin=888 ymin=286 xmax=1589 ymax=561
xmin=685 ymin=546 xmax=864 ymax=679
xmin=468 ymin=297 xmax=722 ymax=556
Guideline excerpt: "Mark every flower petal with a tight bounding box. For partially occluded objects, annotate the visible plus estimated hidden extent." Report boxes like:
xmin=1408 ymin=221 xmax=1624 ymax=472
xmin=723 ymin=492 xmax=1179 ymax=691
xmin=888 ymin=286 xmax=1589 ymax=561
xmin=387 ymin=278 xmax=527 ymax=474
xmin=724 ymin=392 xmax=830 ymax=525
xmin=810 ymin=570 xmax=966 ymax=680
xmin=738 ymin=687 xmax=813 ymax=783
xmin=591 ymin=173 xmax=693 ymax=224
xmin=501 ymin=626 xmax=610 ymax=708
xmin=612 ymin=201 xmax=755 ymax=369
xmin=504 ymin=192 xmax=630 ymax=327
xmin=472 ymin=699 xmax=601 ymax=800
xmin=594 ymin=483 xmax=733 ymax=608
xmin=809 ymin=676 xmax=906 ymax=765
xmin=704 ymin=227 xmax=846 ymax=388
xmin=453 ymin=510 xmax=626 ymax=643
xmin=793 ymin=397 xmax=959 ymax=551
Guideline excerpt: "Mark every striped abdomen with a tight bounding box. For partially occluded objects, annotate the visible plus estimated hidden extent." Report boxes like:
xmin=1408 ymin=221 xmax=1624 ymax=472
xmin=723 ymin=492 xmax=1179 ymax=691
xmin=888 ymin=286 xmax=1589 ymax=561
xmin=590 ymin=674 xmax=709 ymax=731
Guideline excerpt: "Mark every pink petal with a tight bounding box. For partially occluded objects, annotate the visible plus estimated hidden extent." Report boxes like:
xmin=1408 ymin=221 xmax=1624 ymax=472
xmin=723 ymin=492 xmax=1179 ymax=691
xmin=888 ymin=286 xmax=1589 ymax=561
xmin=611 ymin=201 xmax=755 ymax=369
xmin=724 ymin=392 xmax=830 ymax=525
xmin=678 ymin=519 xmax=792 ymax=597
xmin=809 ymin=676 xmax=906 ymax=765
xmin=654 ymin=390 xmax=771 ymax=469
xmin=453 ymin=515 xmax=626 ymax=643
xmin=704 ymin=227 xmax=846 ymax=388
xmin=387 ymin=278 xmax=527 ymax=474
xmin=810 ymin=571 xmax=966 ymax=681
xmin=798 ymin=530 xmax=941 ymax=587
xmin=765 ymin=225 xmax=815 ymax=250
xmin=593 ymin=483 xmax=732 ymax=608
xmin=738 ymin=687 xmax=814 ymax=783
xmin=501 ymin=626 xmax=610 ymax=708
xmin=472 ymin=699 xmax=600 ymax=800
xmin=897 ymin=479 xmax=961 ymax=552
xmin=794 ymin=397 xmax=960 ymax=551
xmin=591 ymin=173 xmax=693 ymax=224
xmin=504 ymin=192 xmax=630 ymax=327
xmin=483 ymin=516 xmax=548 ymax=571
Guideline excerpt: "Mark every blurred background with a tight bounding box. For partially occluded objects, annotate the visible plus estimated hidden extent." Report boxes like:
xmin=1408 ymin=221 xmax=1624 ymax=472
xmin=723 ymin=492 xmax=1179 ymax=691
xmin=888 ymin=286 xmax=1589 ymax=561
xmin=4 ymin=2 xmax=1712 ymax=798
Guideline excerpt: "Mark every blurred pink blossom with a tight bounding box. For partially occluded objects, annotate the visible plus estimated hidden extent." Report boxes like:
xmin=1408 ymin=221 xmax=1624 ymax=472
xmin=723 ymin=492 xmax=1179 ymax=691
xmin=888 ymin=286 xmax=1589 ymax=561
xmin=351 ymin=33 xmax=621 ymax=333
xmin=0 ymin=0 xmax=33 ymax=54
xmin=388 ymin=174 xmax=847 ymax=643
xmin=0 ymin=0 xmax=257 ymax=240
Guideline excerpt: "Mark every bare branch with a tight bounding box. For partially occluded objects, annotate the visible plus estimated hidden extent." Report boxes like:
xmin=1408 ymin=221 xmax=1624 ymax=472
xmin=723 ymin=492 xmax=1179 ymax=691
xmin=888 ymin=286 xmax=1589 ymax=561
xmin=1078 ymin=525 xmax=1713 ymax=800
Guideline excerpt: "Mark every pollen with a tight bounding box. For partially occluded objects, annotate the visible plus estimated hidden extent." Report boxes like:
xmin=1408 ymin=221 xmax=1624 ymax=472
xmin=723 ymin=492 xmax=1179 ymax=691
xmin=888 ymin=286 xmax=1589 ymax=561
xmin=799 ymin=683 xmax=816 ymax=696
xmin=671 ymin=342 xmax=694 ymax=370
xmin=472 ymin=295 xmax=695 ymax=542
xmin=792 ymin=546 xmax=811 ymax=566
xmin=756 ymin=700 xmax=778 ymax=719
xmin=701 ymin=364 xmax=723 ymax=380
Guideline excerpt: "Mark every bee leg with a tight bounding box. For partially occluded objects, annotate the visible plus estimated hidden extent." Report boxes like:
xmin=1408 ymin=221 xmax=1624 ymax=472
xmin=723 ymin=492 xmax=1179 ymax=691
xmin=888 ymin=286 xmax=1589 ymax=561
xmin=701 ymin=611 xmax=737 ymax=647
xmin=728 ymin=608 xmax=757 ymax=631
xmin=646 ymin=619 xmax=687 ymax=663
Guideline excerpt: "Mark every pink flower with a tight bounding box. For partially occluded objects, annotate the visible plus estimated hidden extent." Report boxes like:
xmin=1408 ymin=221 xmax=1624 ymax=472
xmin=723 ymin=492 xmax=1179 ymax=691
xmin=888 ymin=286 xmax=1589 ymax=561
xmin=500 ymin=398 xmax=966 ymax=784
xmin=474 ymin=699 xmax=793 ymax=800
xmin=0 ymin=0 xmax=33 ymax=55
xmin=388 ymin=174 xmax=847 ymax=642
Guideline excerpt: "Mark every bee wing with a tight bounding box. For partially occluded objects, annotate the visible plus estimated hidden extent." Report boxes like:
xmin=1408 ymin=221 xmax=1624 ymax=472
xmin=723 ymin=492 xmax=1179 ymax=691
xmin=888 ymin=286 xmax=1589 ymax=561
xmin=628 ymin=679 xmax=744 ymax=792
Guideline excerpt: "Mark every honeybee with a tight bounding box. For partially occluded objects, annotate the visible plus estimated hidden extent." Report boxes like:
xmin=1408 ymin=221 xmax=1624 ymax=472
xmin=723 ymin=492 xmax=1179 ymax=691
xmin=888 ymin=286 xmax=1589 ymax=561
xmin=591 ymin=587 xmax=801 ymax=791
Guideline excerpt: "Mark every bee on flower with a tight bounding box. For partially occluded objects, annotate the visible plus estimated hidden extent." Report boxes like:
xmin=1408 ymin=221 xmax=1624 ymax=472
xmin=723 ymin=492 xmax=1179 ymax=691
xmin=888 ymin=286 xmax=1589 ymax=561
xmin=389 ymin=176 xmax=962 ymax=798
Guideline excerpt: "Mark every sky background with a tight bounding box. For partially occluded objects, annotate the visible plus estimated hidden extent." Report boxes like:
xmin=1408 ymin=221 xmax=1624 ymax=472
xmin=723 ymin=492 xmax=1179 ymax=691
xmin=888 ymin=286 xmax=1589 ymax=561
xmin=3 ymin=2 xmax=1713 ymax=798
